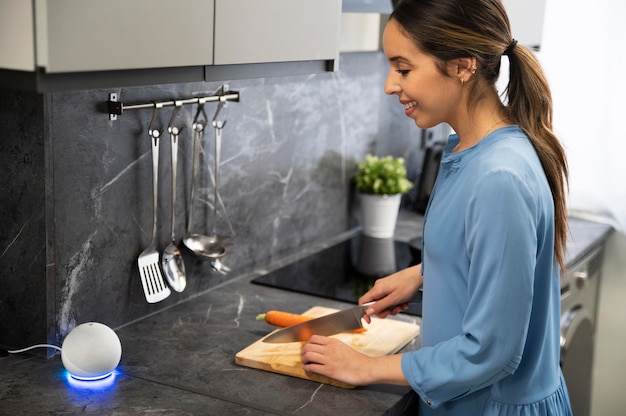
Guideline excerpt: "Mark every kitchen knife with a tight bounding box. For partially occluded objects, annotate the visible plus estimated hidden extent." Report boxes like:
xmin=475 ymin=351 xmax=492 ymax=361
xmin=262 ymin=302 xmax=373 ymax=343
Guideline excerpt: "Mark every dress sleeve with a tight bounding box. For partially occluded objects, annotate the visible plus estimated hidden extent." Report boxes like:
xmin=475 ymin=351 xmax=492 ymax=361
xmin=401 ymin=168 xmax=538 ymax=408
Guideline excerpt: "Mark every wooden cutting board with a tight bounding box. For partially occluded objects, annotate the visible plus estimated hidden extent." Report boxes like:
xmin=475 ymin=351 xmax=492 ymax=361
xmin=235 ymin=306 xmax=420 ymax=388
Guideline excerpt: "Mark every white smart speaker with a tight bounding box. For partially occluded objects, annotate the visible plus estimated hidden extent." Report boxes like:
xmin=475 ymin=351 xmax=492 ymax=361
xmin=61 ymin=322 xmax=122 ymax=380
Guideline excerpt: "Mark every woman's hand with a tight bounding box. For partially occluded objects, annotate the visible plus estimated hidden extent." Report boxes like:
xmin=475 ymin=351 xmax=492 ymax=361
xmin=301 ymin=335 xmax=374 ymax=386
xmin=301 ymin=335 xmax=407 ymax=386
xmin=359 ymin=264 xmax=423 ymax=323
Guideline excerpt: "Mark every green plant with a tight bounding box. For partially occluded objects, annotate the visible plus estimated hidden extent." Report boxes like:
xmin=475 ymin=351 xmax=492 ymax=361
xmin=355 ymin=154 xmax=413 ymax=195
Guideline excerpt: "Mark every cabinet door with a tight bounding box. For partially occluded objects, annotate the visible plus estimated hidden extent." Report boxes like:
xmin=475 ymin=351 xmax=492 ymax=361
xmin=214 ymin=0 xmax=341 ymax=65
xmin=0 ymin=0 xmax=36 ymax=71
xmin=36 ymin=0 xmax=214 ymax=73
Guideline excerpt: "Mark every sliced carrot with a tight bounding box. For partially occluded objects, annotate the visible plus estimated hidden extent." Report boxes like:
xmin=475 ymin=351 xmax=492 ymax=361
xmin=256 ymin=310 xmax=367 ymax=333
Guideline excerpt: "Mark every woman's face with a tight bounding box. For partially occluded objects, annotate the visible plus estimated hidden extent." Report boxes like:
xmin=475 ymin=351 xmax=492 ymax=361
xmin=383 ymin=19 xmax=461 ymax=129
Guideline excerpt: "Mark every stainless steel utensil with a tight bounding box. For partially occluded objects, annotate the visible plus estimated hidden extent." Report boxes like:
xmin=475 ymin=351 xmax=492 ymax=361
xmin=204 ymin=101 xmax=228 ymax=256
xmin=138 ymin=105 xmax=171 ymax=303
xmin=210 ymin=257 xmax=231 ymax=275
xmin=183 ymin=99 xmax=230 ymax=262
xmin=162 ymin=102 xmax=187 ymax=293
xmin=262 ymin=303 xmax=374 ymax=343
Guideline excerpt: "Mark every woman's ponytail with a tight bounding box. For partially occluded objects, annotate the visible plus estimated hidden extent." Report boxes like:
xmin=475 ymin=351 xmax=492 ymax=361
xmin=506 ymin=43 xmax=569 ymax=271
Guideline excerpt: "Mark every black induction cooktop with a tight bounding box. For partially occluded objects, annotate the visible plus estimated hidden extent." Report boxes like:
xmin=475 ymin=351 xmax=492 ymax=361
xmin=251 ymin=233 xmax=423 ymax=316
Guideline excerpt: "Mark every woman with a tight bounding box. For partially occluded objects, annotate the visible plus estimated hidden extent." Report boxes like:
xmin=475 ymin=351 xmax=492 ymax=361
xmin=301 ymin=0 xmax=572 ymax=414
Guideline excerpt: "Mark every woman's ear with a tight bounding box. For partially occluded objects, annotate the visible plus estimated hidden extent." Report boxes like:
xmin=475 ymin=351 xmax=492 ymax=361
xmin=448 ymin=57 xmax=477 ymax=84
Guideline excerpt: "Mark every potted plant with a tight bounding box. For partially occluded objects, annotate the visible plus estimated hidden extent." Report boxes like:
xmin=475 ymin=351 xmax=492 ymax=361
xmin=355 ymin=154 xmax=413 ymax=238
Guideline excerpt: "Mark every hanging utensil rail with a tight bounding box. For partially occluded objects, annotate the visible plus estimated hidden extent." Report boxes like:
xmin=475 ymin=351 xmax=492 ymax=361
xmin=106 ymin=86 xmax=239 ymax=121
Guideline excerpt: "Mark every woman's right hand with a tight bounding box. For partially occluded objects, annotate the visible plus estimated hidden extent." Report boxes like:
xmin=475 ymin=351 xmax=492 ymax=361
xmin=359 ymin=264 xmax=423 ymax=323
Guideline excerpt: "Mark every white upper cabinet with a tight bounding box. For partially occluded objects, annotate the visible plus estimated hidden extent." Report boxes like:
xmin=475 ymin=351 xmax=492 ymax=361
xmin=338 ymin=0 xmax=546 ymax=53
xmin=214 ymin=0 xmax=341 ymax=65
xmin=0 ymin=0 xmax=341 ymax=82
xmin=502 ymin=0 xmax=546 ymax=49
xmin=0 ymin=0 xmax=36 ymax=71
xmin=340 ymin=13 xmax=386 ymax=53
xmin=342 ymin=0 xmax=392 ymax=14
xmin=35 ymin=0 xmax=214 ymax=73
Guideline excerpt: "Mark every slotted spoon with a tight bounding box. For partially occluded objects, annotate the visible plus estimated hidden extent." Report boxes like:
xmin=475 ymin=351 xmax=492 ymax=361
xmin=138 ymin=105 xmax=171 ymax=303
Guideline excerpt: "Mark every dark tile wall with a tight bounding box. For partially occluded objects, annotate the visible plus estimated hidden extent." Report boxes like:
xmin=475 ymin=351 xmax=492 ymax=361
xmin=0 ymin=52 xmax=425 ymax=350
xmin=0 ymin=90 xmax=51 ymax=348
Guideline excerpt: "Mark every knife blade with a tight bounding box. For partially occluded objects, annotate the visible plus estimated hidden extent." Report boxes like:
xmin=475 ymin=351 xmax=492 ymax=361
xmin=262 ymin=303 xmax=373 ymax=343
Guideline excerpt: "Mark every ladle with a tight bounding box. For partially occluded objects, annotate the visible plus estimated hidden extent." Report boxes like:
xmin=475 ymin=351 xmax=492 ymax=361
xmin=162 ymin=101 xmax=187 ymax=292
xmin=183 ymin=99 xmax=228 ymax=260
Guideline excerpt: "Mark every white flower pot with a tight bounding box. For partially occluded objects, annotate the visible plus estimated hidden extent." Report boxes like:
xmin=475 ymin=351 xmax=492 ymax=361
xmin=356 ymin=235 xmax=397 ymax=277
xmin=359 ymin=193 xmax=402 ymax=238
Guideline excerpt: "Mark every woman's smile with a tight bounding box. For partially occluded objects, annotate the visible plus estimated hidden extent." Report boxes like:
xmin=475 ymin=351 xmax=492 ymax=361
xmin=403 ymin=100 xmax=417 ymax=117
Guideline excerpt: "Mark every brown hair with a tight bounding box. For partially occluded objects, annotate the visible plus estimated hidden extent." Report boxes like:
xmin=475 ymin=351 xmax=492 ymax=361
xmin=391 ymin=0 xmax=569 ymax=270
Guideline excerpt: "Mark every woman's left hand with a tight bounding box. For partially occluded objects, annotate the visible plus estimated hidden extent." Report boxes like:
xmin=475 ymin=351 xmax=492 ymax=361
xmin=301 ymin=335 xmax=374 ymax=386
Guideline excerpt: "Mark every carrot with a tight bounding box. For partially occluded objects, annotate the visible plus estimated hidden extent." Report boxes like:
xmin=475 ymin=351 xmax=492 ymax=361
xmin=256 ymin=310 xmax=311 ymax=327
xmin=256 ymin=310 xmax=367 ymax=333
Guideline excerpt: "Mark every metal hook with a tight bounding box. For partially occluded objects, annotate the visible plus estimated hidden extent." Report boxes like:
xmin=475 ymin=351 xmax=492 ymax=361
xmin=167 ymin=100 xmax=184 ymax=135
xmin=212 ymin=98 xmax=227 ymax=129
xmin=148 ymin=103 xmax=164 ymax=141
xmin=192 ymin=97 xmax=208 ymax=132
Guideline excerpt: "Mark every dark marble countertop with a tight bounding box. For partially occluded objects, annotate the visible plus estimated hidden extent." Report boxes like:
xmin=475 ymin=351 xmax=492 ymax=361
xmin=0 ymin=276 xmax=421 ymax=415
xmin=0 ymin=214 xmax=613 ymax=415
xmin=565 ymin=214 xmax=614 ymax=267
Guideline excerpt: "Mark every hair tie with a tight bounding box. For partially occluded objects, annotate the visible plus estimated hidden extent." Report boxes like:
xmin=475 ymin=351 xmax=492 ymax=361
xmin=504 ymin=39 xmax=518 ymax=56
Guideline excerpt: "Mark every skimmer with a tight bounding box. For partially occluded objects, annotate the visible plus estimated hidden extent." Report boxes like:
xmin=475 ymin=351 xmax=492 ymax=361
xmin=137 ymin=104 xmax=171 ymax=303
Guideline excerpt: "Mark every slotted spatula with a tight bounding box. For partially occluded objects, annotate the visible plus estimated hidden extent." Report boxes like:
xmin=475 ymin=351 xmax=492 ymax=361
xmin=138 ymin=106 xmax=171 ymax=303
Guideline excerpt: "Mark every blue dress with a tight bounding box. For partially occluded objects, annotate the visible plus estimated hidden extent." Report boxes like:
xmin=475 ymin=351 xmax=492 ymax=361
xmin=401 ymin=126 xmax=573 ymax=415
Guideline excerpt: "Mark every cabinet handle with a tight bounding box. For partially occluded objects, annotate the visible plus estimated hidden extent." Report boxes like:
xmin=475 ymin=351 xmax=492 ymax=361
xmin=574 ymin=271 xmax=589 ymax=289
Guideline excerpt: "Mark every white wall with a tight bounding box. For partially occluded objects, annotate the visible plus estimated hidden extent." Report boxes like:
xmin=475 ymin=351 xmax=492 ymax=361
xmin=540 ymin=0 xmax=626 ymax=231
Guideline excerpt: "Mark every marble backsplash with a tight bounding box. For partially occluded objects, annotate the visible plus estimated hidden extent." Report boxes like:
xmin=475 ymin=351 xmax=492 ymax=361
xmin=0 ymin=52 xmax=427 ymax=350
